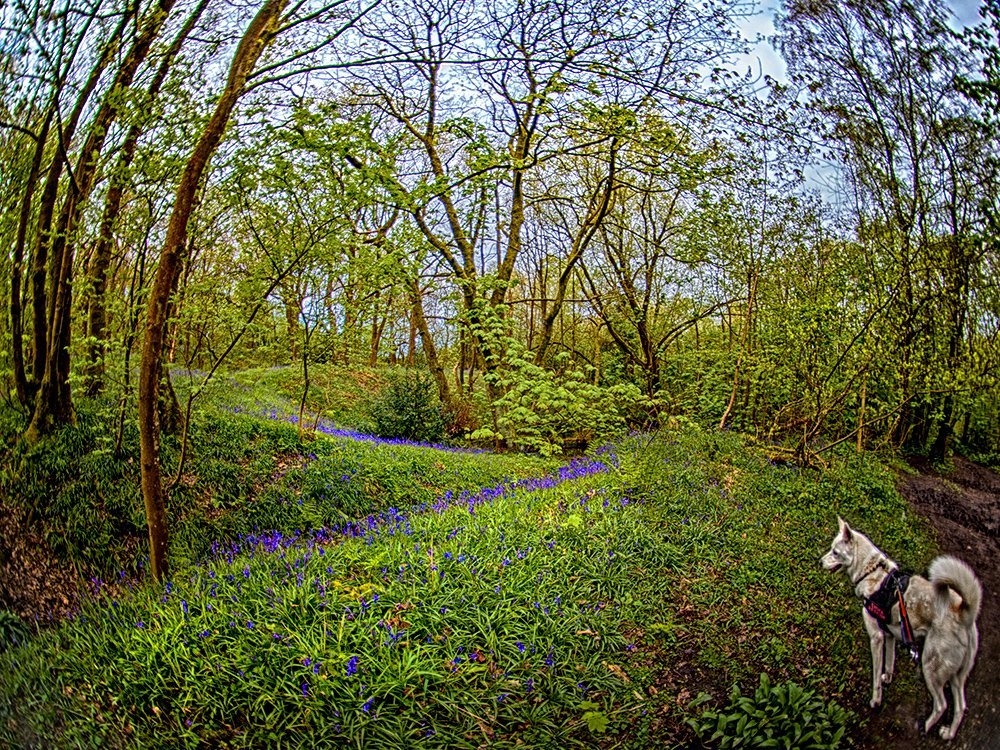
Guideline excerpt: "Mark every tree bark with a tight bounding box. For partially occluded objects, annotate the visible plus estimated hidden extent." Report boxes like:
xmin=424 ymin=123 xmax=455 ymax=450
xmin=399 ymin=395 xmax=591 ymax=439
xmin=409 ymin=277 xmax=451 ymax=409
xmin=139 ymin=0 xmax=289 ymax=582
xmin=9 ymin=106 xmax=54 ymax=407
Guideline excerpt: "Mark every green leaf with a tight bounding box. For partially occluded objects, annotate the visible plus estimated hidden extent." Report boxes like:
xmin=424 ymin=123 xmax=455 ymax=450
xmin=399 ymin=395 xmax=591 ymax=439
xmin=583 ymin=710 xmax=609 ymax=734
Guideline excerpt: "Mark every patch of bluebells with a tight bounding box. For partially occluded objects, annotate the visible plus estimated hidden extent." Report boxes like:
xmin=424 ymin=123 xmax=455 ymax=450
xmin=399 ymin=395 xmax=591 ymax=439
xmin=61 ymin=440 xmax=635 ymax=743
xmin=345 ymin=655 xmax=359 ymax=676
xmin=223 ymin=404 xmax=482 ymax=454
xmin=207 ymin=451 xmax=619 ymax=563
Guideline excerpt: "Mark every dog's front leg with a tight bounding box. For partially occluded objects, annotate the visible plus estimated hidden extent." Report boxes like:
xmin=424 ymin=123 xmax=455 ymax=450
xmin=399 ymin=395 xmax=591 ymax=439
xmin=864 ymin=612 xmax=886 ymax=707
xmin=882 ymin=635 xmax=896 ymax=685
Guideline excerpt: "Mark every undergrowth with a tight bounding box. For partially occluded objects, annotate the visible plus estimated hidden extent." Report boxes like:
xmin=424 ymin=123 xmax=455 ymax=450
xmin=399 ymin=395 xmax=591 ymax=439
xmin=0 ymin=394 xmax=557 ymax=577
xmin=0 ymin=392 xmax=934 ymax=748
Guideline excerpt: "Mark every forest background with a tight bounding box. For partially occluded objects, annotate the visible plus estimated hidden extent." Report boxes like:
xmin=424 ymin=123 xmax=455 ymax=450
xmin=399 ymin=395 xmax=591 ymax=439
xmin=2 ymin=0 xmax=1000 ymax=579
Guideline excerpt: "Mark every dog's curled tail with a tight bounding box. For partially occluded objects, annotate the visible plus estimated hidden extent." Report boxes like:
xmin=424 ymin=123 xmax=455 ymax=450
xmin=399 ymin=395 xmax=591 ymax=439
xmin=929 ymin=555 xmax=982 ymax=626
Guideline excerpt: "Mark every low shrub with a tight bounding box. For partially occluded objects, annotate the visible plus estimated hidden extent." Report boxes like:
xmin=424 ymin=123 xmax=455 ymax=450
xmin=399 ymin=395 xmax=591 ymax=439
xmin=473 ymin=347 xmax=655 ymax=455
xmin=687 ymin=673 xmax=851 ymax=750
xmin=369 ymin=369 xmax=446 ymax=444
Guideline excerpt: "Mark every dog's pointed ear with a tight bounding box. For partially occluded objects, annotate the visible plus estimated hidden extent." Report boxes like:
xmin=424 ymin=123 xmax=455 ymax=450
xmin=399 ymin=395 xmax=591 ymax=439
xmin=838 ymin=516 xmax=852 ymax=541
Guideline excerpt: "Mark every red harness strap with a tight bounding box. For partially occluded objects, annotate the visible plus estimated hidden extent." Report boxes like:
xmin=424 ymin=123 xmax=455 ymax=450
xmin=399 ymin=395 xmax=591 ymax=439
xmin=896 ymin=588 xmax=920 ymax=664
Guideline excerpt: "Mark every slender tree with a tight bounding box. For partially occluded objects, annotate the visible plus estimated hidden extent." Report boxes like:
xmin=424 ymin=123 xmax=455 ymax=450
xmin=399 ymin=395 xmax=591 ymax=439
xmin=27 ymin=0 xmax=179 ymax=441
xmin=139 ymin=0 xmax=291 ymax=581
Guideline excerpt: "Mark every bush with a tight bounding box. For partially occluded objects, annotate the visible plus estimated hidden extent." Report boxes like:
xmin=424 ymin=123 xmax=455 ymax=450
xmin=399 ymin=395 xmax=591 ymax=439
xmin=687 ymin=673 xmax=850 ymax=750
xmin=368 ymin=369 xmax=446 ymax=444
xmin=473 ymin=348 xmax=654 ymax=455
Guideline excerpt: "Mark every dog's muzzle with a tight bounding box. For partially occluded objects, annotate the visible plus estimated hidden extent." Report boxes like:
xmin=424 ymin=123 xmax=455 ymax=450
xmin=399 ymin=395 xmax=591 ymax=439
xmin=821 ymin=554 xmax=841 ymax=572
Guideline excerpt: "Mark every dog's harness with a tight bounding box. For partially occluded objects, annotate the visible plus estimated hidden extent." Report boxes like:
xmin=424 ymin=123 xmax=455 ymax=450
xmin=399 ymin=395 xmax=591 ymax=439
xmin=861 ymin=566 xmax=922 ymax=664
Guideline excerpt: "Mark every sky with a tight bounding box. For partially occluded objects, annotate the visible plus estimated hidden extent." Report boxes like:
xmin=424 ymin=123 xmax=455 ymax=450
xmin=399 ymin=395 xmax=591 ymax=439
xmin=736 ymin=0 xmax=987 ymax=85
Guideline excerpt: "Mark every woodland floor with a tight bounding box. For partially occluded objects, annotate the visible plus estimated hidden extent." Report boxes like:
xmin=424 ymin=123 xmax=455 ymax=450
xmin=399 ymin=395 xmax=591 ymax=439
xmin=2 ymin=455 xmax=999 ymax=748
xmin=867 ymin=457 xmax=1000 ymax=750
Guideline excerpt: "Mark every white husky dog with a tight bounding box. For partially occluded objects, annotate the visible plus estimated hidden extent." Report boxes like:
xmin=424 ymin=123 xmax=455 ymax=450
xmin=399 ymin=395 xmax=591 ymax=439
xmin=821 ymin=517 xmax=982 ymax=740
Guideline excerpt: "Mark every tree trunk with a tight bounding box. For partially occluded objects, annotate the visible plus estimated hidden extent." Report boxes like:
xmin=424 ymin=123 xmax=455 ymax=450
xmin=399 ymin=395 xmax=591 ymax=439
xmin=27 ymin=7 xmax=135 ymax=397
xmin=86 ymin=0 xmax=207 ymax=395
xmin=139 ymin=0 xmax=288 ymax=582
xmin=409 ymin=277 xmax=451 ymax=408
xmin=9 ymin=106 xmax=54 ymax=407
xmin=534 ymin=139 xmax=617 ymax=364
xmin=27 ymin=0 xmax=174 ymax=440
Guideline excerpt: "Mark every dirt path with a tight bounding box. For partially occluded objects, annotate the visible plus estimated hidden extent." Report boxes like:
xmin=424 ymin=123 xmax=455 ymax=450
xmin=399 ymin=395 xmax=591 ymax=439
xmin=860 ymin=457 xmax=1000 ymax=750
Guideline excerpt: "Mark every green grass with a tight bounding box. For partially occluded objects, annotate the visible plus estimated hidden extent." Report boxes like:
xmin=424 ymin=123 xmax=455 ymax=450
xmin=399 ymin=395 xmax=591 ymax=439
xmin=0 ymin=391 xmax=559 ymax=575
xmin=184 ymin=364 xmax=387 ymax=434
xmin=0 ymin=404 xmax=935 ymax=748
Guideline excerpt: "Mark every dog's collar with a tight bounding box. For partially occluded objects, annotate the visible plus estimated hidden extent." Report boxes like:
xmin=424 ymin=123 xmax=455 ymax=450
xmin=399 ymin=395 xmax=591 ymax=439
xmin=852 ymin=555 xmax=889 ymax=587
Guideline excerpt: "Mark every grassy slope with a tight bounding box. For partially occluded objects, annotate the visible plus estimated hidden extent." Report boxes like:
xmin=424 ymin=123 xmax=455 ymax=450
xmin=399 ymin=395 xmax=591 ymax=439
xmin=0 ymin=374 xmax=935 ymax=748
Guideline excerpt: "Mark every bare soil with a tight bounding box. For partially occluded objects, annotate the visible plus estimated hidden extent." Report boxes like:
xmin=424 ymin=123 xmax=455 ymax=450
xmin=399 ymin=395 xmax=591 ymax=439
xmin=864 ymin=457 xmax=1000 ymax=750
xmin=0 ymin=501 xmax=80 ymax=623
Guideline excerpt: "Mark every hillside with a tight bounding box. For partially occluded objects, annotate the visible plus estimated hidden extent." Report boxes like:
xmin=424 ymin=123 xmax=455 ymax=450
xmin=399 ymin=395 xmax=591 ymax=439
xmin=0 ymin=386 xmax=953 ymax=748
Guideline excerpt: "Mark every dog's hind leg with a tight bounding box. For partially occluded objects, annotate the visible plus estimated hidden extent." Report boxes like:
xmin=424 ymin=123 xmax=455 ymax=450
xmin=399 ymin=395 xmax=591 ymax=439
xmin=922 ymin=681 xmax=948 ymax=736
xmin=921 ymin=652 xmax=950 ymax=737
xmin=937 ymin=679 xmax=966 ymax=741
xmin=941 ymin=628 xmax=979 ymax=740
